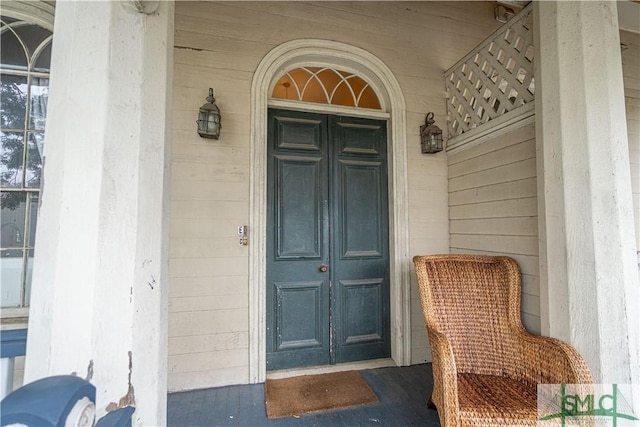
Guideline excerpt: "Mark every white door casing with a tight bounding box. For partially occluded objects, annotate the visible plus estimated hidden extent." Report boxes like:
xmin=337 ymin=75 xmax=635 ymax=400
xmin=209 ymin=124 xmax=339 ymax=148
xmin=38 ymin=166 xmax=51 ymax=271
xmin=249 ymin=39 xmax=410 ymax=383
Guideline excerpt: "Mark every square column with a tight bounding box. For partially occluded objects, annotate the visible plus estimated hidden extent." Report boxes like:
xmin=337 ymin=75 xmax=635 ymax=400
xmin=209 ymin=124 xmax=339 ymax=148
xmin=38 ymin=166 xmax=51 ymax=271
xmin=24 ymin=1 xmax=174 ymax=425
xmin=534 ymin=0 xmax=639 ymax=388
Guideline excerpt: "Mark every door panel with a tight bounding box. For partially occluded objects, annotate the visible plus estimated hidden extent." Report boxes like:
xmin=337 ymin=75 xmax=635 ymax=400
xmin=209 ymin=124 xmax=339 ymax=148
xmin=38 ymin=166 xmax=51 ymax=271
xmin=275 ymin=116 xmax=323 ymax=151
xmin=272 ymin=156 xmax=327 ymax=365
xmin=340 ymin=278 xmax=385 ymax=345
xmin=331 ymin=115 xmax=390 ymax=364
xmin=266 ymin=109 xmax=389 ymax=370
xmin=335 ymin=122 xmax=384 ymax=155
xmin=270 ymin=279 xmax=329 ymax=368
xmin=267 ymin=110 xmax=329 ymax=371
xmin=339 ymin=160 xmax=385 ymax=257
xmin=275 ymin=281 xmax=325 ymax=350
xmin=275 ymin=156 xmax=323 ymax=259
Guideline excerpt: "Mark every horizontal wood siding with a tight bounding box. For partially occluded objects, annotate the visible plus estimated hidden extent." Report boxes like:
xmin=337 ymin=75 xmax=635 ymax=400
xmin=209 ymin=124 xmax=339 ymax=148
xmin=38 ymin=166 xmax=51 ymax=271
xmin=447 ymin=124 xmax=541 ymax=335
xmin=621 ymin=30 xmax=640 ymax=251
xmin=170 ymin=1 xmax=500 ymax=390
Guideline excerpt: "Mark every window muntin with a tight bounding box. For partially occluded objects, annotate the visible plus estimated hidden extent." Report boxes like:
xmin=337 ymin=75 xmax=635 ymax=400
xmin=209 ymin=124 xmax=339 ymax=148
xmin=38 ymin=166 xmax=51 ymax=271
xmin=1 ymin=17 xmax=51 ymax=308
xmin=272 ymin=67 xmax=382 ymax=110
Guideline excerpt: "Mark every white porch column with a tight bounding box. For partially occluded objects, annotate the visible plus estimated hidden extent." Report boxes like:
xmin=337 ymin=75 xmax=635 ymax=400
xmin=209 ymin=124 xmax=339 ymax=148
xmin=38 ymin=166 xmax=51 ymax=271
xmin=24 ymin=1 xmax=174 ymax=425
xmin=534 ymin=1 xmax=640 ymax=386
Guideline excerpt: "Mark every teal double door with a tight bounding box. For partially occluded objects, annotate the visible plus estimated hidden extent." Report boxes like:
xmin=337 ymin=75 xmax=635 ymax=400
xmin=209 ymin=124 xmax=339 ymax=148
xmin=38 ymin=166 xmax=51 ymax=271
xmin=266 ymin=108 xmax=390 ymax=371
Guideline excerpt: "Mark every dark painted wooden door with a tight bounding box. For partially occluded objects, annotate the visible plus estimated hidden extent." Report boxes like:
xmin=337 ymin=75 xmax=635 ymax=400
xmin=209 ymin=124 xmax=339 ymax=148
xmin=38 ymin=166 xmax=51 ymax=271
xmin=266 ymin=108 xmax=390 ymax=371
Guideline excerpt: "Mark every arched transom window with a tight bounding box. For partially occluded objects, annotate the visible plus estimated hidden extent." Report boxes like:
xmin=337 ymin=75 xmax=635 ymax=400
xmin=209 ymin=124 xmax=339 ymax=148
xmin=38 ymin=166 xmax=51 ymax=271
xmin=272 ymin=66 xmax=381 ymax=110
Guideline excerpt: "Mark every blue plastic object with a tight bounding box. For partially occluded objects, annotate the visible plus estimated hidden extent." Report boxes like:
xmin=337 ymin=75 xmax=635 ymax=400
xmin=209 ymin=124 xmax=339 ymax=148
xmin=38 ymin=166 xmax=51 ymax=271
xmin=1 ymin=375 xmax=95 ymax=426
xmin=0 ymin=329 xmax=27 ymax=358
xmin=95 ymin=406 xmax=135 ymax=427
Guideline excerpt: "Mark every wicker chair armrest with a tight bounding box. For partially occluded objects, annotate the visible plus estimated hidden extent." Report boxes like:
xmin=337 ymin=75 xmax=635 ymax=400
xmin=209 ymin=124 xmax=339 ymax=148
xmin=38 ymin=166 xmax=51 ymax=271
xmin=428 ymin=330 xmax=461 ymax=427
xmin=516 ymin=333 xmax=593 ymax=386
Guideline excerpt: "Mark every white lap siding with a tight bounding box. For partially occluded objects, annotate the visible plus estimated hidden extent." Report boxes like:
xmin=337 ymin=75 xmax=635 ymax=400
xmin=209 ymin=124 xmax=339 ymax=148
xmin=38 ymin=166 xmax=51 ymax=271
xmin=447 ymin=124 xmax=541 ymax=334
xmin=169 ymin=1 xmax=500 ymax=390
xmin=445 ymin=29 xmax=640 ymax=338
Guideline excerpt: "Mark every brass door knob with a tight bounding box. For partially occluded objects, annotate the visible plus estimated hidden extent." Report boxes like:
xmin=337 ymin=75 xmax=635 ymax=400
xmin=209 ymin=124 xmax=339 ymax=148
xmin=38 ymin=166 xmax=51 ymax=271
xmin=318 ymin=264 xmax=328 ymax=273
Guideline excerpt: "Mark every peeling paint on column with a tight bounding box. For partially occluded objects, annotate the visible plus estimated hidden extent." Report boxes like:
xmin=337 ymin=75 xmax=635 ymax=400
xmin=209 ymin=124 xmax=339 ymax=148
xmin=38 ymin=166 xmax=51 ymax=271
xmin=125 ymin=0 xmax=160 ymax=15
xmin=106 ymin=351 xmax=136 ymax=412
xmin=148 ymin=274 xmax=156 ymax=290
xmin=143 ymin=260 xmax=156 ymax=290
xmin=85 ymin=360 xmax=94 ymax=381
xmin=175 ymin=45 xmax=205 ymax=52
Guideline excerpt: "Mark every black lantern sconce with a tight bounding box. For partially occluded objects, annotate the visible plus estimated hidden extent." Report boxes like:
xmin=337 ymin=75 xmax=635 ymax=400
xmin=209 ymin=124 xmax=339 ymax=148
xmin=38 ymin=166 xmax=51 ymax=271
xmin=197 ymin=88 xmax=221 ymax=139
xmin=420 ymin=112 xmax=444 ymax=154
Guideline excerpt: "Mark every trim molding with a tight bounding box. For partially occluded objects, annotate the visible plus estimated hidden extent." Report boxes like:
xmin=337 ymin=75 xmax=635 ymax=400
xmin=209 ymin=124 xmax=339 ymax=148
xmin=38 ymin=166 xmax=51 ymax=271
xmin=1 ymin=1 xmax=55 ymax=30
xmin=267 ymin=99 xmax=390 ymax=120
xmin=249 ymin=39 xmax=411 ymax=383
xmin=446 ymin=102 xmax=535 ymax=155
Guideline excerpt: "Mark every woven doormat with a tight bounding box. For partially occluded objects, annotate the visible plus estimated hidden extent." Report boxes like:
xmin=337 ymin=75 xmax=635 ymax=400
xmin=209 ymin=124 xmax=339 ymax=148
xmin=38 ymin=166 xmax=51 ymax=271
xmin=265 ymin=370 xmax=379 ymax=419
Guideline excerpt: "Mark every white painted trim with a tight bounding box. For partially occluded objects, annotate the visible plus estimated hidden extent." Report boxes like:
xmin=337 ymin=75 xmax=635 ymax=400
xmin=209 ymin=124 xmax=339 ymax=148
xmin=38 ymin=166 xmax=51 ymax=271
xmin=249 ymin=39 xmax=410 ymax=384
xmin=0 ymin=308 xmax=29 ymax=319
xmin=266 ymin=358 xmax=396 ymax=380
xmin=1 ymin=1 xmax=55 ymax=31
xmin=268 ymin=99 xmax=390 ymax=120
xmin=445 ymin=102 xmax=535 ymax=155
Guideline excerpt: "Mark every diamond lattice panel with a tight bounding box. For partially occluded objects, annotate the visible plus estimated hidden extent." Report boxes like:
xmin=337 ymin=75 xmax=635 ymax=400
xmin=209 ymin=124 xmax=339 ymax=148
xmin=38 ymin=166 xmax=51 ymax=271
xmin=445 ymin=4 xmax=534 ymax=138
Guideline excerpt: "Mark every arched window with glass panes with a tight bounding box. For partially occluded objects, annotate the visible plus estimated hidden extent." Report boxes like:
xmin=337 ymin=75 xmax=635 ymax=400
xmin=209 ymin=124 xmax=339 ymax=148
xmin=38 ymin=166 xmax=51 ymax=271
xmin=271 ymin=67 xmax=382 ymax=110
xmin=1 ymin=16 xmax=52 ymax=309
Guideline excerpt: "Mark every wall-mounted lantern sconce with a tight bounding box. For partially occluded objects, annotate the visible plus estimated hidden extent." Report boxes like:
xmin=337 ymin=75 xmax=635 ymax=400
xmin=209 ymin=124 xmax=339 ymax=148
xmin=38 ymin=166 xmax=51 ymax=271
xmin=420 ymin=112 xmax=443 ymax=154
xmin=197 ymin=88 xmax=221 ymax=139
xmin=494 ymin=4 xmax=515 ymax=23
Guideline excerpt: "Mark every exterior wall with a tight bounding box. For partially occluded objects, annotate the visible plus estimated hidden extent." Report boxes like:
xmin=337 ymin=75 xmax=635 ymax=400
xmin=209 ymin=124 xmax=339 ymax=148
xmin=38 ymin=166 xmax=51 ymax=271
xmin=447 ymin=124 xmax=541 ymax=334
xmin=621 ymin=30 xmax=640 ymax=250
xmin=443 ymin=29 xmax=640 ymax=339
xmin=169 ymin=1 xmax=499 ymax=390
xmin=12 ymin=356 xmax=24 ymax=390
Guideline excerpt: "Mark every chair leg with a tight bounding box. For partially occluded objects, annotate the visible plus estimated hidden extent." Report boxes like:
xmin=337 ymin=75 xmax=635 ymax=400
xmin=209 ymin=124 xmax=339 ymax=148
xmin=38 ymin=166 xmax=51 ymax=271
xmin=427 ymin=395 xmax=437 ymax=410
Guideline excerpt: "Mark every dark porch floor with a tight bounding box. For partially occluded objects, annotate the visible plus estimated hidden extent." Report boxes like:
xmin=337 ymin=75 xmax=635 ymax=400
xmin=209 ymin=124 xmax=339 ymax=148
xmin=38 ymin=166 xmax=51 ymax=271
xmin=168 ymin=364 xmax=441 ymax=426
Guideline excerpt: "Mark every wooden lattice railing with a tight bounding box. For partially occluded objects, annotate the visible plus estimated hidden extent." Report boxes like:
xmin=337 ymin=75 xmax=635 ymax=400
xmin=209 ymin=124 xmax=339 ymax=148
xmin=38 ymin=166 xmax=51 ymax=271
xmin=445 ymin=4 xmax=534 ymax=138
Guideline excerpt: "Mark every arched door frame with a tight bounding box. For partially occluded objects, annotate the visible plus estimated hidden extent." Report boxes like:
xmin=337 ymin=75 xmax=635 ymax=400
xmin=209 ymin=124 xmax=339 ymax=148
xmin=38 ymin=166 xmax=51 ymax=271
xmin=249 ymin=39 xmax=410 ymax=383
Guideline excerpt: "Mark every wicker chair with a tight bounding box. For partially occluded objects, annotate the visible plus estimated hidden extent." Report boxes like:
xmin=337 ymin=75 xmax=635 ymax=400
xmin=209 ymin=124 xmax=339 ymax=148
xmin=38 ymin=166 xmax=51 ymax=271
xmin=412 ymin=254 xmax=592 ymax=427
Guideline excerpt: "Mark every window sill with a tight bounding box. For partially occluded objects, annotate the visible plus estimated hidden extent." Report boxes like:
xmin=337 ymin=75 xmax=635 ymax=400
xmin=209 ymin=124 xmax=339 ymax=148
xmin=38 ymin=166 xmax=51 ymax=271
xmin=1 ymin=307 xmax=29 ymax=330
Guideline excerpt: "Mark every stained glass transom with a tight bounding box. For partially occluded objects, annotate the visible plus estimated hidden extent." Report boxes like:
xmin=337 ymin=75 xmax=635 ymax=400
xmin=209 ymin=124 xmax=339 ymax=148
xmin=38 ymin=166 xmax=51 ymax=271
xmin=272 ymin=67 xmax=381 ymax=110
